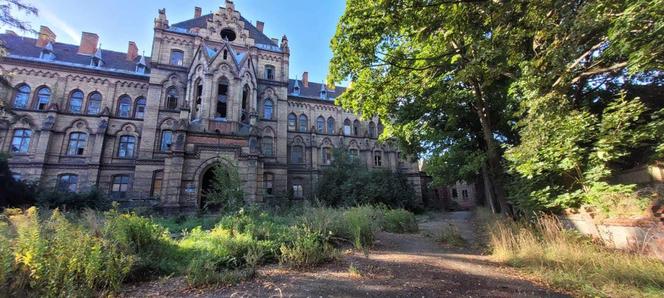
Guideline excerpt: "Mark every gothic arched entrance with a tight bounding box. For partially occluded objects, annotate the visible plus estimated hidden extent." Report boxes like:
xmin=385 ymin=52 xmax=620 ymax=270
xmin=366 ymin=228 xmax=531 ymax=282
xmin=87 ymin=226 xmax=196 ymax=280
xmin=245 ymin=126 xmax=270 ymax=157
xmin=199 ymin=166 xmax=220 ymax=211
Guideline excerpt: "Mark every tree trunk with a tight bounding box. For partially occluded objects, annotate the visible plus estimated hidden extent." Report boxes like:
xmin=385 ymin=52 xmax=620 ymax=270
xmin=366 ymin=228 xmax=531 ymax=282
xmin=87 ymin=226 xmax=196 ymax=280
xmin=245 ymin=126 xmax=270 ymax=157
xmin=481 ymin=163 xmax=498 ymax=213
xmin=471 ymin=80 xmax=513 ymax=217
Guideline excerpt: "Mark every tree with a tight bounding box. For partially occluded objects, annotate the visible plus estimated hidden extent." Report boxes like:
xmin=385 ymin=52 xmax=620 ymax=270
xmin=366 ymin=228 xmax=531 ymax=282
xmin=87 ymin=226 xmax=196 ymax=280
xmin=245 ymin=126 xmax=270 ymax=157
xmin=204 ymin=157 xmax=244 ymax=212
xmin=0 ymin=153 xmax=35 ymax=207
xmin=328 ymin=0 xmax=525 ymax=214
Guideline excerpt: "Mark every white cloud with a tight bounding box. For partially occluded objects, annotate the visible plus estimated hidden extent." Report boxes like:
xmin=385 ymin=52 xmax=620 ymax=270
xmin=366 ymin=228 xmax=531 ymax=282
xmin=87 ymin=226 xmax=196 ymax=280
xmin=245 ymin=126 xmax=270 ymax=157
xmin=37 ymin=7 xmax=80 ymax=43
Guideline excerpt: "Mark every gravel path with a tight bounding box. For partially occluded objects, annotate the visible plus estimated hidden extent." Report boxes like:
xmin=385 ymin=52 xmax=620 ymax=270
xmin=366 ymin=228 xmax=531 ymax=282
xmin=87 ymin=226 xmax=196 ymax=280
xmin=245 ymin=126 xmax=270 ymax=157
xmin=122 ymin=212 xmax=569 ymax=297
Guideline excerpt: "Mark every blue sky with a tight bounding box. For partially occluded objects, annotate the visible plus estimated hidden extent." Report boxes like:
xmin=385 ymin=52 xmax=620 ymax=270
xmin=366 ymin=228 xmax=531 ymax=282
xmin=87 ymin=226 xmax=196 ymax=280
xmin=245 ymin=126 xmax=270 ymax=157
xmin=3 ymin=0 xmax=346 ymax=84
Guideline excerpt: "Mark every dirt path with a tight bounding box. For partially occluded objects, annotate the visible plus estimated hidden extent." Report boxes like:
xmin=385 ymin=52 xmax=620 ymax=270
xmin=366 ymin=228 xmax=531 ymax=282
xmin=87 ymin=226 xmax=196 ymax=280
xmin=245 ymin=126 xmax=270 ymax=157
xmin=122 ymin=212 xmax=568 ymax=297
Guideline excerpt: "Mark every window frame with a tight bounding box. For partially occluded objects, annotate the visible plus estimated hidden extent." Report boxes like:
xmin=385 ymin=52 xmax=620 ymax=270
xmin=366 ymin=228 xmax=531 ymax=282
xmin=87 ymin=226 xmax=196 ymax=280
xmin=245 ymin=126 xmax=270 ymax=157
xmin=151 ymin=170 xmax=164 ymax=198
xmin=316 ymin=116 xmax=325 ymax=134
xmin=261 ymin=136 xmax=274 ymax=157
xmin=160 ymin=130 xmax=173 ymax=152
xmin=66 ymin=132 xmax=88 ymax=156
xmin=264 ymin=173 xmax=274 ymax=195
xmin=134 ymin=97 xmax=146 ymax=119
xmin=117 ymin=95 xmax=132 ymax=118
xmin=290 ymin=145 xmax=304 ymax=164
xmin=170 ymin=49 xmax=184 ymax=66
xmin=68 ymin=90 xmax=84 ymax=113
xmin=264 ymin=65 xmax=275 ymax=80
xmin=111 ymin=175 xmax=131 ymax=199
xmin=298 ymin=114 xmax=308 ymax=132
xmin=34 ymin=86 xmax=51 ymax=110
xmin=117 ymin=135 xmax=136 ymax=158
xmin=13 ymin=84 xmax=31 ymax=109
xmin=11 ymin=129 xmax=32 ymax=153
xmin=166 ymin=87 xmax=179 ymax=110
xmin=57 ymin=174 xmax=79 ymax=192
xmin=327 ymin=117 xmax=335 ymax=135
xmin=373 ymin=151 xmax=383 ymax=167
xmin=287 ymin=113 xmax=297 ymax=131
xmin=86 ymin=92 xmax=102 ymax=115
xmin=263 ymin=98 xmax=273 ymax=120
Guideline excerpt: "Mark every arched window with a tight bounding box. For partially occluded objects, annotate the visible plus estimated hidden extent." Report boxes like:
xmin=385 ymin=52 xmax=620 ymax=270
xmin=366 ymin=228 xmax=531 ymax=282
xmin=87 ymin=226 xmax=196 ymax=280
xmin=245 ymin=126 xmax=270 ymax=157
xmin=321 ymin=147 xmax=332 ymax=165
xmin=68 ymin=90 xmax=84 ymax=113
xmin=160 ymin=131 xmax=173 ymax=152
xmin=166 ymin=87 xmax=178 ymax=109
xmin=13 ymin=84 xmax=30 ymax=109
xmin=170 ymin=49 xmax=184 ymax=66
xmin=11 ymin=129 xmax=31 ymax=153
xmin=151 ymin=170 xmax=163 ymax=198
xmin=290 ymin=145 xmax=304 ymax=164
xmin=241 ymin=85 xmax=250 ymax=123
xmin=57 ymin=174 xmax=78 ymax=192
xmin=287 ymin=113 xmax=297 ymax=131
xmin=343 ymin=119 xmax=351 ymax=136
xmin=369 ymin=121 xmax=376 ymax=138
xmin=316 ymin=116 xmax=325 ymax=134
xmin=292 ymin=178 xmax=304 ymax=199
xmin=373 ymin=151 xmax=383 ymax=167
xmin=298 ymin=114 xmax=308 ymax=132
xmin=353 ymin=120 xmax=361 ymax=136
xmin=377 ymin=121 xmax=384 ymax=135
xmin=134 ymin=97 xmax=146 ymax=119
xmin=264 ymin=173 xmax=274 ymax=195
xmin=262 ymin=136 xmax=274 ymax=157
xmin=264 ymin=65 xmax=275 ymax=80
xmin=87 ymin=92 xmax=102 ymax=115
xmin=263 ymin=99 xmax=273 ymax=119
xmin=216 ymin=80 xmax=228 ymax=118
xmin=118 ymin=135 xmax=136 ymax=158
xmin=111 ymin=175 xmax=131 ymax=199
xmin=117 ymin=95 xmax=131 ymax=117
xmin=34 ymin=86 xmax=51 ymax=110
xmin=66 ymin=132 xmax=87 ymax=156
xmin=327 ymin=117 xmax=335 ymax=135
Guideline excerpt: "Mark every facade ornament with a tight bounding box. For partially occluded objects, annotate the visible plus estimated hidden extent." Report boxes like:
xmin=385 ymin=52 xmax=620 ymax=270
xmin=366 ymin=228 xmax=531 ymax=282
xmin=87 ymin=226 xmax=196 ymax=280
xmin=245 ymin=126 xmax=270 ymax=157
xmin=280 ymin=35 xmax=289 ymax=53
xmin=42 ymin=115 xmax=55 ymax=130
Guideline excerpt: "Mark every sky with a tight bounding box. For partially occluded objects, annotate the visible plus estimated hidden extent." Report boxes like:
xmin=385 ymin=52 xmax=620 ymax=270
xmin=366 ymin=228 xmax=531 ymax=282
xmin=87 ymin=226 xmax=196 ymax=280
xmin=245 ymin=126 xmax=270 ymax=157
xmin=2 ymin=0 xmax=347 ymax=85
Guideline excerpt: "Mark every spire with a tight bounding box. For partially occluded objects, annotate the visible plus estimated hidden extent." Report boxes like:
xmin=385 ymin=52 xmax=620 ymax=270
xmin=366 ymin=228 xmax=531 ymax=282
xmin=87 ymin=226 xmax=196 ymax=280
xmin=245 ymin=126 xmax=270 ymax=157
xmin=91 ymin=44 xmax=103 ymax=67
xmin=137 ymin=51 xmax=147 ymax=66
xmin=40 ymin=41 xmax=55 ymax=61
xmin=293 ymin=75 xmax=301 ymax=95
xmin=320 ymin=82 xmax=327 ymax=99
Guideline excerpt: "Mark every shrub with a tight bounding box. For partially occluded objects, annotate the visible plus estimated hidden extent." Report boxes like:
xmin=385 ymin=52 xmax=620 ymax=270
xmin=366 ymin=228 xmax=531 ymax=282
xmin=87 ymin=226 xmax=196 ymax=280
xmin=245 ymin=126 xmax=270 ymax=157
xmin=279 ymin=226 xmax=337 ymax=268
xmin=335 ymin=206 xmax=383 ymax=249
xmin=382 ymin=209 xmax=418 ymax=233
xmin=437 ymin=224 xmax=466 ymax=247
xmin=0 ymin=219 xmax=12 ymax=291
xmin=36 ymin=188 xmax=111 ymax=211
xmin=185 ymin=253 xmax=256 ymax=287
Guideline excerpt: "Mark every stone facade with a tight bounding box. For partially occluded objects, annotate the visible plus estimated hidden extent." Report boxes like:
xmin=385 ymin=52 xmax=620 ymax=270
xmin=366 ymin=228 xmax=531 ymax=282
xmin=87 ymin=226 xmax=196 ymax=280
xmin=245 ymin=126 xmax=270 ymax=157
xmin=0 ymin=1 xmax=424 ymax=210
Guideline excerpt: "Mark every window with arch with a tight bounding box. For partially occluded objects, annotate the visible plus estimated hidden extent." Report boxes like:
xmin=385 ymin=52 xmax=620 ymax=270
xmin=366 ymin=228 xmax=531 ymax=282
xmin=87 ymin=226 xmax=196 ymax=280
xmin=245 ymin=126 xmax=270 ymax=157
xmin=262 ymin=136 xmax=274 ymax=157
xmin=264 ymin=173 xmax=273 ymax=195
xmin=287 ymin=113 xmax=297 ymax=131
xmin=298 ymin=114 xmax=308 ymax=132
xmin=13 ymin=84 xmax=30 ymax=109
xmin=57 ymin=174 xmax=78 ymax=192
xmin=377 ymin=121 xmax=384 ymax=135
xmin=66 ymin=132 xmax=87 ymax=156
xmin=117 ymin=95 xmax=131 ymax=117
xmin=322 ymin=147 xmax=332 ymax=165
xmin=263 ymin=98 xmax=273 ymax=119
xmin=166 ymin=87 xmax=178 ymax=109
xmin=241 ymin=85 xmax=250 ymax=123
xmin=87 ymin=92 xmax=102 ymax=115
xmin=170 ymin=49 xmax=184 ymax=66
xmin=134 ymin=97 xmax=146 ymax=119
xmin=373 ymin=151 xmax=383 ymax=167
xmin=68 ymin=90 xmax=84 ymax=113
xmin=343 ymin=119 xmax=351 ymax=136
xmin=216 ymin=80 xmax=228 ymax=118
xmin=316 ymin=116 xmax=325 ymax=134
xmin=11 ymin=129 xmax=31 ymax=153
xmin=290 ymin=145 xmax=304 ymax=164
xmin=292 ymin=178 xmax=304 ymax=199
xmin=118 ymin=135 xmax=136 ymax=158
xmin=264 ymin=65 xmax=275 ymax=80
xmin=369 ymin=121 xmax=376 ymax=138
xmin=160 ymin=130 xmax=173 ymax=152
xmin=34 ymin=86 xmax=51 ymax=110
xmin=327 ymin=117 xmax=335 ymax=135
xmin=111 ymin=175 xmax=131 ymax=199
xmin=353 ymin=120 xmax=361 ymax=136
xmin=151 ymin=170 xmax=163 ymax=198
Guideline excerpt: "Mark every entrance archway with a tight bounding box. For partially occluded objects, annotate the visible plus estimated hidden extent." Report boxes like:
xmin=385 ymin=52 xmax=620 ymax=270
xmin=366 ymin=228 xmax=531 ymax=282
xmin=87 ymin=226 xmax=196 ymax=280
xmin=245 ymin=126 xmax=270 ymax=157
xmin=199 ymin=166 xmax=221 ymax=211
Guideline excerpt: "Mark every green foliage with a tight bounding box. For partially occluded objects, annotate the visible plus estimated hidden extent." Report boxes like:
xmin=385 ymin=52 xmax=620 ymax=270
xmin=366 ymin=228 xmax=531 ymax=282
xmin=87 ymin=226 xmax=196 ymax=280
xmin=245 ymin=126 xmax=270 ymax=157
xmin=36 ymin=188 xmax=111 ymax=211
xmin=204 ymin=157 xmax=245 ymax=212
xmin=437 ymin=224 xmax=466 ymax=247
xmin=317 ymin=149 xmax=420 ymax=210
xmin=0 ymin=153 xmax=36 ymax=208
xmin=382 ymin=209 xmax=419 ymax=233
xmin=279 ymin=225 xmax=337 ymax=268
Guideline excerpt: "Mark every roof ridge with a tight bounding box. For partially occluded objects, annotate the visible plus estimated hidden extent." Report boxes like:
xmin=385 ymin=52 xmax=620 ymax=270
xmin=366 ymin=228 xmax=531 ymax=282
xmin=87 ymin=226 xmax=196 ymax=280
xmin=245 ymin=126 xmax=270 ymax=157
xmin=0 ymin=33 xmax=151 ymax=59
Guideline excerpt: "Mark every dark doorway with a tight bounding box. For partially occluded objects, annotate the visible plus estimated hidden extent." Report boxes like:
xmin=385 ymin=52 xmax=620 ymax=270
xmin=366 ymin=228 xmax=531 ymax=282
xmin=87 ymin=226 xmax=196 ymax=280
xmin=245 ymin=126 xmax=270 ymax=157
xmin=200 ymin=166 xmax=220 ymax=211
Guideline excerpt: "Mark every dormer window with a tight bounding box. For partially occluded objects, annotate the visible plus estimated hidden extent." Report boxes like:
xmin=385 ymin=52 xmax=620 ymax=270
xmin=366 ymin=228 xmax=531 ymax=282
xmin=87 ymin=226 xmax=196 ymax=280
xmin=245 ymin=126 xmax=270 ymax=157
xmin=40 ymin=42 xmax=55 ymax=61
xmin=265 ymin=65 xmax=275 ymax=80
xmin=136 ymin=65 xmax=146 ymax=74
xmin=320 ymin=90 xmax=327 ymax=99
xmin=293 ymin=85 xmax=300 ymax=95
xmin=91 ymin=47 xmax=103 ymax=67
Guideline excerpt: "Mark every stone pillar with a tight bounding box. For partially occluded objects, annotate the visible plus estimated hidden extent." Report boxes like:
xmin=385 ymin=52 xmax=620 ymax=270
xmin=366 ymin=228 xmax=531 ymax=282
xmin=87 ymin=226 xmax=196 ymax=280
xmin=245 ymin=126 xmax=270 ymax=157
xmin=138 ymin=83 xmax=162 ymax=159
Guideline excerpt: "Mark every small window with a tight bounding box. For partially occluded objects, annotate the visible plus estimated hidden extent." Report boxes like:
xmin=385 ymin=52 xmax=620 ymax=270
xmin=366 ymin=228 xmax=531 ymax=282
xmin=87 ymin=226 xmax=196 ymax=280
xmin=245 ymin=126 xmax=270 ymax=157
xmin=262 ymin=136 xmax=274 ymax=157
xmin=67 ymin=132 xmax=87 ymax=156
xmin=151 ymin=171 xmax=163 ymax=198
xmin=265 ymin=65 xmax=275 ymax=80
xmin=263 ymin=99 xmax=273 ymax=119
xmin=34 ymin=86 xmax=51 ymax=110
xmin=291 ymin=145 xmax=304 ymax=164
xmin=160 ymin=131 xmax=173 ymax=152
xmin=241 ymin=85 xmax=250 ymax=123
xmin=452 ymin=188 xmax=458 ymax=198
xmin=68 ymin=90 xmax=84 ymax=113
xmin=117 ymin=95 xmax=132 ymax=118
xmin=111 ymin=175 xmax=131 ymax=199
xmin=13 ymin=84 xmax=31 ymax=109
xmin=462 ymin=189 xmax=469 ymax=200
xmin=369 ymin=121 xmax=376 ymax=138
xmin=288 ymin=113 xmax=297 ymax=131
xmin=11 ymin=129 xmax=31 ymax=153
xmin=373 ymin=151 xmax=382 ymax=167
xmin=316 ymin=116 xmax=325 ymax=134
xmin=57 ymin=174 xmax=78 ymax=192
xmin=264 ymin=173 xmax=273 ymax=195
xmin=220 ymin=28 xmax=237 ymax=41
xmin=134 ymin=97 xmax=146 ymax=119
xmin=166 ymin=87 xmax=178 ymax=109
xmin=118 ymin=135 xmax=136 ymax=158
xmin=299 ymin=114 xmax=308 ymax=132
xmin=322 ymin=147 xmax=332 ymax=165
xmin=353 ymin=120 xmax=361 ymax=136
xmin=343 ymin=119 xmax=351 ymax=136
xmin=87 ymin=92 xmax=102 ymax=115
xmin=170 ymin=50 xmax=184 ymax=66
xmin=217 ymin=80 xmax=228 ymax=118
xmin=327 ymin=117 xmax=335 ymax=135
xmin=292 ymin=180 xmax=303 ymax=199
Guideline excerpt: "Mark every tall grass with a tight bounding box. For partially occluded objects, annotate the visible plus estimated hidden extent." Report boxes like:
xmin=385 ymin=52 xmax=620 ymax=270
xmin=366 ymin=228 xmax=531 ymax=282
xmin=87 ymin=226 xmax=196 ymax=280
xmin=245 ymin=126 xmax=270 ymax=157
xmin=477 ymin=208 xmax=664 ymax=297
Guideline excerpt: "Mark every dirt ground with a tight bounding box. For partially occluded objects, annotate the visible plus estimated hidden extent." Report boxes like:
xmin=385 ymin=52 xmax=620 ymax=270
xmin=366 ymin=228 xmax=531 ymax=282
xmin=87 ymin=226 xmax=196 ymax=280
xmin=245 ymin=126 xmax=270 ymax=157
xmin=121 ymin=211 xmax=569 ymax=298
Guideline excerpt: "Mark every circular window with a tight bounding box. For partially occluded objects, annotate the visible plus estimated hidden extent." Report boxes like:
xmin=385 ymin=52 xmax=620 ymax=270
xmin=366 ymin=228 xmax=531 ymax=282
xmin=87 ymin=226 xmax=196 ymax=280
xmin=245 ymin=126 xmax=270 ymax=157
xmin=220 ymin=28 xmax=236 ymax=41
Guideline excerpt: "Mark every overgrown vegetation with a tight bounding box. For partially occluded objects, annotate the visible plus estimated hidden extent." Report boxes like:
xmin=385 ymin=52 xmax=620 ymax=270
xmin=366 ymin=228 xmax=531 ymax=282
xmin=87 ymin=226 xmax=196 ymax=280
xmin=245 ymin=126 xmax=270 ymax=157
xmin=477 ymin=208 xmax=664 ymax=297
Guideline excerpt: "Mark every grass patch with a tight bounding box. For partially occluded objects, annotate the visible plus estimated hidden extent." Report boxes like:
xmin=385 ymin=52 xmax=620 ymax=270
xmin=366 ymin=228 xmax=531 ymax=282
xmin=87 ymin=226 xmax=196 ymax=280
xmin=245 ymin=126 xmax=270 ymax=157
xmin=437 ymin=224 xmax=466 ymax=247
xmin=152 ymin=214 xmax=221 ymax=234
xmin=477 ymin=208 xmax=664 ymax=297
xmin=382 ymin=209 xmax=419 ymax=233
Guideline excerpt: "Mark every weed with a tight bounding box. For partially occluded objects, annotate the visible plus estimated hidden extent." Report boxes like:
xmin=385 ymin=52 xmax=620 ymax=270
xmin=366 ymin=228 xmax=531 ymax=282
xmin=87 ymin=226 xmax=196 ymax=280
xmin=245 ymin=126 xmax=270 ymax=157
xmin=437 ymin=224 xmax=466 ymax=247
xmin=348 ymin=263 xmax=362 ymax=278
xmin=382 ymin=209 xmax=418 ymax=233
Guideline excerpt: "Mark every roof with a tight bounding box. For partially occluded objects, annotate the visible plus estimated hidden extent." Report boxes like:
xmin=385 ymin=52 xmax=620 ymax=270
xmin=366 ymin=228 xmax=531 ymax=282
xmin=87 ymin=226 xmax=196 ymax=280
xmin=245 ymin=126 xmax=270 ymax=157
xmin=0 ymin=33 xmax=151 ymax=76
xmin=288 ymin=79 xmax=347 ymax=102
xmin=171 ymin=14 xmax=277 ymax=46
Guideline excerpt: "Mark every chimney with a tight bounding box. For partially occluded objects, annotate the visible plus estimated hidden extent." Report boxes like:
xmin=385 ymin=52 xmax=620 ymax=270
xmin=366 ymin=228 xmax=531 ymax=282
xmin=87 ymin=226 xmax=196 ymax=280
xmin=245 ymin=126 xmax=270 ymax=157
xmin=302 ymin=72 xmax=309 ymax=88
xmin=194 ymin=6 xmax=202 ymax=18
xmin=256 ymin=21 xmax=264 ymax=33
xmin=78 ymin=32 xmax=99 ymax=55
xmin=36 ymin=26 xmax=56 ymax=47
xmin=127 ymin=41 xmax=139 ymax=61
